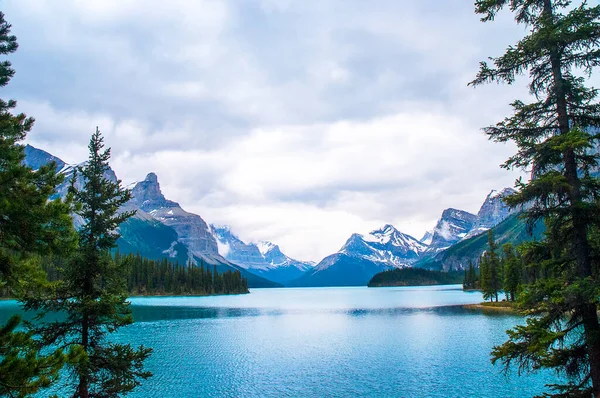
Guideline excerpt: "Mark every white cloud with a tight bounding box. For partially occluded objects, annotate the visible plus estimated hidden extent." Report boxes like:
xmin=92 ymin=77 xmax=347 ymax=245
xmin=5 ymin=1 xmax=541 ymax=262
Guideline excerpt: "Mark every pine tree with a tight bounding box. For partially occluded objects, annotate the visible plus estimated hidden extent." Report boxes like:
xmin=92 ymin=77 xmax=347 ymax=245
xmin=480 ymin=230 xmax=502 ymax=302
xmin=479 ymin=253 xmax=491 ymax=301
xmin=0 ymin=11 xmax=77 ymax=396
xmin=471 ymin=1 xmax=600 ymax=395
xmin=25 ymin=129 xmax=152 ymax=397
xmin=468 ymin=261 xmax=477 ymax=289
xmin=502 ymin=243 xmax=521 ymax=302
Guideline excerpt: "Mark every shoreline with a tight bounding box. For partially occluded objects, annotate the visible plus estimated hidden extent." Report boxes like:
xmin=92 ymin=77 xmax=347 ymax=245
xmin=462 ymin=302 xmax=517 ymax=313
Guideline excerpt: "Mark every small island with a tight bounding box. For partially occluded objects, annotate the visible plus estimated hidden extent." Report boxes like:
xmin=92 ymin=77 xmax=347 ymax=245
xmin=367 ymin=268 xmax=463 ymax=287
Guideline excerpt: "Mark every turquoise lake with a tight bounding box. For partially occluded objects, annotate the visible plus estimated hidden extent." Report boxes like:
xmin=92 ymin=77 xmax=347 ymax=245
xmin=0 ymin=285 xmax=559 ymax=397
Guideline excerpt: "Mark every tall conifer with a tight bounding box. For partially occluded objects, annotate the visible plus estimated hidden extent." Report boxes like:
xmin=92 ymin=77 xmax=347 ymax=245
xmin=471 ymin=1 xmax=600 ymax=395
xmin=0 ymin=11 xmax=77 ymax=396
xmin=26 ymin=129 xmax=152 ymax=398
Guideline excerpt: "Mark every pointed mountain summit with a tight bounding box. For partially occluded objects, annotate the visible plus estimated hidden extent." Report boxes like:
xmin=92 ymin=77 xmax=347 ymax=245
xmin=465 ymin=188 xmax=517 ymax=239
xmin=130 ymin=173 xmax=179 ymax=211
xmin=23 ymin=144 xmax=66 ymax=171
xmin=428 ymin=208 xmax=477 ymax=250
xmin=23 ymin=145 xmax=280 ymax=288
xmin=340 ymin=224 xmax=427 ymax=266
xmin=129 ymin=173 xmax=218 ymax=256
xmin=211 ymin=225 xmax=313 ymax=284
xmin=291 ymin=224 xmax=426 ymax=287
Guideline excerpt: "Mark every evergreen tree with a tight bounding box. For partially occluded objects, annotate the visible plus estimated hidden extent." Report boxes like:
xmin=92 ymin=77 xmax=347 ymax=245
xmin=463 ymin=260 xmax=478 ymax=290
xmin=25 ymin=130 xmax=152 ymax=397
xmin=502 ymin=243 xmax=521 ymax=302
xmin=479 ymin=253 xmax=491 ymax=301
xmin=480 ymin=230 xmax=502 ymax=302
xmin=0 ymin=11 xmax=77 ymax=397
xmin=471 ymin=1 xmax=600 ymax=395
xmin=468 ymin=260 xmax=477 ymax=289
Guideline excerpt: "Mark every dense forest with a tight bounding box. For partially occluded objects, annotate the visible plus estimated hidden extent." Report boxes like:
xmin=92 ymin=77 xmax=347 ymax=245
xmin=40 ymin=252 xmax=249 ymax=296
xmin=368 ymin=268 xmax=463 ymax=287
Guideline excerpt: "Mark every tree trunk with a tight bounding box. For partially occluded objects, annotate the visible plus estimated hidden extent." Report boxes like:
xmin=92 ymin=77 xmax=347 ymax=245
xmin=542 ymin=0 xmax=600 ymax=394
xmin=77 ymin=311 xmax=89 ymax=398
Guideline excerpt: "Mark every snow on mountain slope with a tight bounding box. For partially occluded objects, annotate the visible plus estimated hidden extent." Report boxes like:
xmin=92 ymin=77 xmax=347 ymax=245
xmin=340 ymin=224 xmax=427 ymax=266
xmin=464 ymin=188 xmax=517 ymax=239
xmin=290 ymin=224 xmax=427 ymax=287
xmin=211 ymin=225 xmax=313 ymax=284
xmin=428 ymin=209 xmax=477 ymax=250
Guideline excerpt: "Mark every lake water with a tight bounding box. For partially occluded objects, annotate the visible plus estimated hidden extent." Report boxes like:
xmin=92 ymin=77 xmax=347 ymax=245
xmin=0 ymin=285 xmax=559 ymax=397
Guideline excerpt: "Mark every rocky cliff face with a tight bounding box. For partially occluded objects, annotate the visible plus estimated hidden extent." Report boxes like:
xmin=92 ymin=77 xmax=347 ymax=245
xmin=290 ymin=224 xmax=427 ymax=287
xmin=465 ymin=188 xmax=516 ymax=239
xmin=130 ymin=173 xmax=219 ymax=257
xmin=340 ymin=224 xmax=427 ymax=266
xmin=428 ymin=209 xmax=477 ymax=250
xmin=211 ymin=226 xmax=313 ymax=284
xmin=23 ymin=144 xmax=66 ymax=171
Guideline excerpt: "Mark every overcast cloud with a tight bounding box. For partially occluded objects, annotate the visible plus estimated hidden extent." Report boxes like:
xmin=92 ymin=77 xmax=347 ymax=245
xmin=4 ymin=1 xmax=544 ymax=262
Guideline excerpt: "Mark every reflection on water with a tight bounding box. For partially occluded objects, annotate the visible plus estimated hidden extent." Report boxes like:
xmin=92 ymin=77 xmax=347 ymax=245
xmin=0 ymin=286 xmax=556 ymax=397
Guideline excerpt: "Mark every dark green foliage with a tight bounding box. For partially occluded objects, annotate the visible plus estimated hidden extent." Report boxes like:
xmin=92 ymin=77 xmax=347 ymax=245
xmin=367 ymin=268 xmax=463 ymax=287
xmin=118 ymin=252 xmax=248 ymax=296
xmin=480 ymin=230 xmax=502 ymax=302
xmin=0 ymin=11 xmax=77 ymax=397
xmin=116 ymin=218 xmax=191 ymax=264
xmin=502 ymin=243 xmax=521 ymax=302
xmin=471 ymin=0 xmax=600 ymax=395
xmin=416 ymin=213 xmax=545 ymax=271
xmin=24 ymin=130 xmax=152 ymax=398
xmin=0 ymin=315 xmax=64 ymax=398
xmin=463 ymin=260 xmax=479 ymax=290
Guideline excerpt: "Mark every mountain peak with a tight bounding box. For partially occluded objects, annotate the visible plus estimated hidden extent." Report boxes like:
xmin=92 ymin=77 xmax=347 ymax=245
xmin=257 ymin=241 xmax=277 ymax=255
xmin=429 ymin=208 xmax=477 ymax=249
xmin=372 ymin=224 xmax=397 ymax=235
xmin=130 ymin=172 xmax=179 ymax=211
xmin=23 ymin=144 xmax=66 ymax=172
xmin=145 ymin=172 xmax=159 ymax=183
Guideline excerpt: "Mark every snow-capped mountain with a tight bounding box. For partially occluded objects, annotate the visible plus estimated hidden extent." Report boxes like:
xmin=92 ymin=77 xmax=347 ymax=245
xmin=129 ymin=173 xmax=224 ymax=262
xmin=420 ymin=230 xmax=433 ymax=245
xmin=24 ymin=144 xmax=65 ymax=171
xmin=211 ymin=226 xmax=313 ymax=284
xmin=464 ymin=188 xmax=517 ymax=239
xmin=23 ymin=145 xmax=280 ymax=288
xmin=428 ymin=208 xmax=477 ymax=250
xmin=290 ymin=224 xmax=426 ymax=287
xmin=340 ymin=224 xmax=427 ymax=266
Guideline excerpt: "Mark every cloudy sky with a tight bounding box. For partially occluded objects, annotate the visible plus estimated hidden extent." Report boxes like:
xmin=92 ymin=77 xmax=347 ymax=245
xmin=5 ymin=0 xmax=538 ymax=262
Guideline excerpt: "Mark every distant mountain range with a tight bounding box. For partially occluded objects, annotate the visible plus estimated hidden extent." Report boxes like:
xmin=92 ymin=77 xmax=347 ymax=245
xmin=211 ymin=226 xmax=313 ymax=284
xmin=290 ymin=225 xmax=426 ymax=286
xmin=24 ymin=143 xmax=541 ymax=288
xmin=290 ymin=186 xmax=527 ymax=287
xmin=23 ymin=145 xmax=280 ymax=288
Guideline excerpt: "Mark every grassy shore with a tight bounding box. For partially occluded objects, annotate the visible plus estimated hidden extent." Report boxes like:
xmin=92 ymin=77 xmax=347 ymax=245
xmin=463 ymin=301 xmax=517 ymax=313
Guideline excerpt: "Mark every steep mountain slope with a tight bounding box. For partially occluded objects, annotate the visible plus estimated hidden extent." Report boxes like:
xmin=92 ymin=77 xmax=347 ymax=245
xmin=23 ymin=144 xmax=65 ymax=171
xmin=465 ymin=188 xmax=516 ymax=239
xmin=416 ymin=213 xmax=545 ymax=271
xmin=290 ymin=225 xmax=427 ymax=287
xmin=340 ymin=225 xmax=427 ymax=265
xmin=289 ymin=253 xmax=390 ymax=287
xmin=125 ymin=173 xmax=280 ymax=287
xmin=23 ymin=145 xmax=280 ymax=288
xmin=211 ymin=226 xmax=313 ymax=284
xmin=428 ymin=208 xmax=477 ymax=250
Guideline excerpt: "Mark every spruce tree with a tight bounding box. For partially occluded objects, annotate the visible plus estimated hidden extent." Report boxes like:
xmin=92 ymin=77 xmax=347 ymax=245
xmin=25 ymin=129 xmax=152 ymax=397
xmin=480 ymin=230 xmax=502 ymax=302
xmin=0 ymin=11 xmax=77 ymax=396
xmin=502 ymin=243 xmax=521 ymax=302
xmin=479 ymin=253 xmax=492 ymax=302
xmin=468 ymin=261 xmax=477 ymax=289
xmin=471 ymin=1 xmax=600 ymax=395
